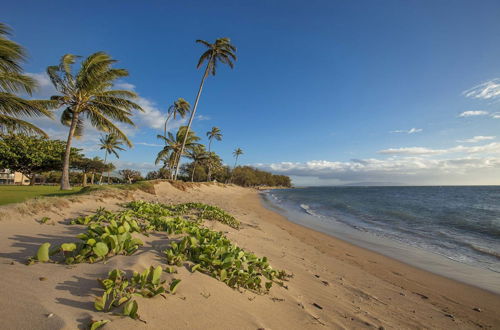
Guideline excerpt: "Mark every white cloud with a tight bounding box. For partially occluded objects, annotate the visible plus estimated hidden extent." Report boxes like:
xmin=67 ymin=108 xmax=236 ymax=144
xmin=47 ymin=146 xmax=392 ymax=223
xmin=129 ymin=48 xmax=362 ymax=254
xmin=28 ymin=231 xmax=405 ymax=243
xmin=391 ymin=128 xmax=423 ymax=134
xmin=463 ymin=79 xmax=500 ymax=100
xmin=254 ymin=156 xmax=500 ymax=185
xmin=115 ymin=82 xmax=136 ymax=90
xmin=491 ymin=112 xmax=500 ymax=119
xmin=458 ymin=110 xmax=489 ymax=117
xmin=26 ymin=72 xmax=58 ymax=98
xmin=196 ymin=114 xmax=211 ymax=121
xmin=136 ymin=142 xmax=163 ymax=147
xmin=457 ymin=136 xmax=495 ymax=143
xmin=379 ymin=147 xmax=446 ymax=156
xmin=378 ymin=142 xmax=500 ymax=156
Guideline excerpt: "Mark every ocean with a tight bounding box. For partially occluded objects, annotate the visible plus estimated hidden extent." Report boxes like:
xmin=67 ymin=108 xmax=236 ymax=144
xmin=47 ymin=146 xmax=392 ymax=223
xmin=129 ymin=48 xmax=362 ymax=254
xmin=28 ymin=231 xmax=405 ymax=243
xmin=263 ymin=186 xmax=500 ymax=292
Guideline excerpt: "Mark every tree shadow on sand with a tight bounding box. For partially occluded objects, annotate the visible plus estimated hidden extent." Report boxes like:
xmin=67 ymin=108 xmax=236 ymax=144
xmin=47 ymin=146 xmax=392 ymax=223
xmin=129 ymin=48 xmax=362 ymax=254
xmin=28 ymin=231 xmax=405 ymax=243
xmin=0 ymin=225 xmax=85 ymax=263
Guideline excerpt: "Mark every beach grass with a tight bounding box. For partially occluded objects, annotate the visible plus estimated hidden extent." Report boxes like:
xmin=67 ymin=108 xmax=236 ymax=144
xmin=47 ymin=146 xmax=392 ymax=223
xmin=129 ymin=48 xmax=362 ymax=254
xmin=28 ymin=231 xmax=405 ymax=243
xmin=0 ymin=185 xmax=84 ymax=206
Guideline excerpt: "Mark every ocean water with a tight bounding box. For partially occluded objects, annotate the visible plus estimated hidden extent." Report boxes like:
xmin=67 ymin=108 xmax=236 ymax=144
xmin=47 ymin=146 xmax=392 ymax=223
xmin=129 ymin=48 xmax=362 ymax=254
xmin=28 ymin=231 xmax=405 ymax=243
xmin=264 ymin=186 xmax=500 ymax=280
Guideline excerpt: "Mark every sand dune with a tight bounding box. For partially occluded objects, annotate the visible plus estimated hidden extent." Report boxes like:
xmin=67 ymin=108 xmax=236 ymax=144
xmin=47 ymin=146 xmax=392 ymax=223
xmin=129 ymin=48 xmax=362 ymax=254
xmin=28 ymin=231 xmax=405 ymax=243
xmin=0 ymin=182 xmax=498 ymax=329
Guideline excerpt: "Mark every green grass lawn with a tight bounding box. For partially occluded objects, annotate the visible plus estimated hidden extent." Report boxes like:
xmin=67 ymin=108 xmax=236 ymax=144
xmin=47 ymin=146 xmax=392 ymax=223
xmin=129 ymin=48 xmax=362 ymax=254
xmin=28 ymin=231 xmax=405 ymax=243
xmin=0 ymin=185 xmax=84 ymax=206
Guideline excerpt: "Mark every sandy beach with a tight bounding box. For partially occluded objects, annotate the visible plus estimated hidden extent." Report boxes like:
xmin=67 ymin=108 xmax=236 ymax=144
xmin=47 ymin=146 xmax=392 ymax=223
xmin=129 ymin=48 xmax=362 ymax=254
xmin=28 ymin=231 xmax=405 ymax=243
xmin=0 ymin=182 xmax=499 ymax=329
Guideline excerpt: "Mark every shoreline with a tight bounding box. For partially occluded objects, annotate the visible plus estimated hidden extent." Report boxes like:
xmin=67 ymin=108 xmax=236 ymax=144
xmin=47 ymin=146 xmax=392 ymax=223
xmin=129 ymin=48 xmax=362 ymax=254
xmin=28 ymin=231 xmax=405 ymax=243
xmin=0 ymin=182 xmax=499 ymax=329
xmin=259 ymin=190 xmax=500 ymax=295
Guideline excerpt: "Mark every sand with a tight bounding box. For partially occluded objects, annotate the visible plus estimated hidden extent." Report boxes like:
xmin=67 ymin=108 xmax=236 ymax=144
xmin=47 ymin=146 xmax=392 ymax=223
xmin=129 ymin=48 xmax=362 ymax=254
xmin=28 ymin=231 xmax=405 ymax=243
xmin=0 ymin=182 xmax=498 ymax=329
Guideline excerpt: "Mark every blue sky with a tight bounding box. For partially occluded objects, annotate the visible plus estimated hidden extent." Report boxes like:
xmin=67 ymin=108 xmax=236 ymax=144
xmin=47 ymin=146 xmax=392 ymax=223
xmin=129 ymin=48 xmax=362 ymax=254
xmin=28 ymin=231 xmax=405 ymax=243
xmin=4 ymin=0 xmax=500 ymax=185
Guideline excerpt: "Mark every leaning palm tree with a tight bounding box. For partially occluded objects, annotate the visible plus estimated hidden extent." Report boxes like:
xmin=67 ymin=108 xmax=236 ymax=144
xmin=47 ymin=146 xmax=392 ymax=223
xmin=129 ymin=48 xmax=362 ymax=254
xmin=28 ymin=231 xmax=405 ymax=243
xmin=156 ymin=126 xmax=200 ymax=178
xmin=47 ymin=52 xmax=143 ymax=190
xmin=173 ymin=38 xmax=236 ymax=179
xmin=186 ymin=145 xmax=208 ymax=182
xmin=163 ymin=98 xmax=190 ymax=138
xmin=0 ymin=23 xmax=54 ymax=136
xmin=98 ymin=133 xmax=126 ymax=184
xmin=206 ymin=126 xmax=222 ymax=181
xmin=230 ymin=147 xmax=243 ymax=183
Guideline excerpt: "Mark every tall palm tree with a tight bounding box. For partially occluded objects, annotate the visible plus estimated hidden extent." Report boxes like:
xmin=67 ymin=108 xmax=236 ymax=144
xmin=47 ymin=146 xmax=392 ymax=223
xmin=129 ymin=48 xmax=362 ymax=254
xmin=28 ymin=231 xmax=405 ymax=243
xmin=47 ymin=52 xmax=143 ymax=190
xmin=156 ymin=126 xmax=200 ymax=178
xmin=206 ymin=126 xmax=222 ymax=181
xmin=233 ymin=147 xmax=243 ymax=168
xmin=98 ymin=133 xmax=126 ymax=184
xmin=163 ymin=98 xmax=190 ymax=138
xmin=0 ymin=23 xmax=54 ymax=136
xmin=186 ymin=145 xmax=208 ymax=182
xmin=173 ymin=38 xmax=236 ymax=179
xmin=230 ymin=147 xmax=243 ymax=183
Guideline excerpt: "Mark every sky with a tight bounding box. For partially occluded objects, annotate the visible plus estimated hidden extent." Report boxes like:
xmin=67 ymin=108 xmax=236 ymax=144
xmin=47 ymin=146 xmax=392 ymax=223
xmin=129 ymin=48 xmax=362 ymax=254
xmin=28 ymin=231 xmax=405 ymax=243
xmin=4 ymin=0 xmax=500 ymax=185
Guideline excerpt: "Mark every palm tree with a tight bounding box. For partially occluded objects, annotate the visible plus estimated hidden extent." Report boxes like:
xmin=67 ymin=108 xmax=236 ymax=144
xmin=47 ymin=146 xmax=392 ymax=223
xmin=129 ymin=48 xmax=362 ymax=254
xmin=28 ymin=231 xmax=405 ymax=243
xmin=163 ymin=98 xmax=190 ymax=138
xmin=230 ymin=147 xmax=243 ymax=183
xmin=173 ymin=38 xmax=236 ymax=179
xmin=156 ymin=126 xmax=200 ymax=178
xmin=98 ymin=133 xmax=126 ymax=184
xmin=206 ymin=126 xmax=222 ymax=181
xmin=0 ymin=23 xmax=54 ymax=136
xmin=233 ymin=147 xmax=243 ymax=167
xmin=47 ymin=52 xmax=143 ymax=190
xmin=186 ymin=145 xmax=208 ymax=182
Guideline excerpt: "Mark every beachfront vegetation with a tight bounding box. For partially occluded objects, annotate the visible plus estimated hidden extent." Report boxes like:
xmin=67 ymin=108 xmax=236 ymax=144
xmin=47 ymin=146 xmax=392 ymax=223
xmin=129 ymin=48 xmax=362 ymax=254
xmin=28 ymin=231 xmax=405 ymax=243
xmin=46 ymin=52 xmax=143 ymax=190
xmin=174 ymin=38 xmax=237 ymax=179
xmin=0 ymin=134 xmax=81 ymax=184
xmin=206 ymin=126 xmax=223 ymax=181
xmin=0 ymin=23 xmax=54 ymax=137
xmin=163 ymin=98 xmax=191 ymax=138
xmin=231 ymin=166 xmax=292 ymax=187
xmin=73 ymin=157 xmax=110 ymax=186
xmin=98 ymin=133 xmax=126 ymax=184
xmin=156 ymin=126 xmax=201 ymax=178
xmin=30 ymin=200 xmax=288 ymax=325
xmin=118 ymin=169 xmax=143 ymax=184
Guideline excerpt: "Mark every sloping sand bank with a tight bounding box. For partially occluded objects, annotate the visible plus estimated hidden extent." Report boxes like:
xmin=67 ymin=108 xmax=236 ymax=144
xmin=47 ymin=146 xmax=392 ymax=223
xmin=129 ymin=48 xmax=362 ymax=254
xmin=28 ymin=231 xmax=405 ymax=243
xmin=0 ymin=182 xmax=498 ymax=329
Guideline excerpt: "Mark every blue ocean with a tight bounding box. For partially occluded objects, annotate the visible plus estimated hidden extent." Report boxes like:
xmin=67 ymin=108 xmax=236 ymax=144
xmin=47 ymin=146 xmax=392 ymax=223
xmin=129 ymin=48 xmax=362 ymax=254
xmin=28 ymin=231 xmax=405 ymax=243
xmin=264 ymin=186 xmax=500 ymax=275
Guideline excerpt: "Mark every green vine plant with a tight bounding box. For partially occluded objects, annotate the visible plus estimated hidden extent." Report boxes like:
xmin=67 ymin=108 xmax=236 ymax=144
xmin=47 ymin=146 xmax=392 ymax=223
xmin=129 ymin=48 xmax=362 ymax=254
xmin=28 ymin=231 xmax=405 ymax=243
xmin=162 ymin=217 xmax=289 ymax=292
xmin=94 ymin=266 xmax=181 ymax=322
xmin=28 ymin=200 xmax=288 ymax=325
xmin=29 ymin=216 xmax=144 ymax=265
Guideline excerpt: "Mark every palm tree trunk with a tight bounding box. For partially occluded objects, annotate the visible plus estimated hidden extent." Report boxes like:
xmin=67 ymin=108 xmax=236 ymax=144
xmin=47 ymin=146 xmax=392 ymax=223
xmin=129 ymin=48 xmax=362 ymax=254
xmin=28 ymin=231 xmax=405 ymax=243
xmin=82 ymin=172 xmax=87 ymax=187
xmin=207 ymin=140 xmax=213 ymax=182
xmin=174 ymin=57 xmax=212 ymax=180
xmin=230 ymin=156 xmax=239 ymax=183
xmin=163 ymin=111 xmax=173 ymax=140
xmin=91 ymin=172 xmax=95 ymax=185
xmin=191 ymin=161 xmax=197 ymax=182
xmin=61 ymin=112 xmax=79 ymax=190
xmin=98 ymin=152 xmax=108 ymax=185
xmin=107 ymin=170 xmax=111 ymax=184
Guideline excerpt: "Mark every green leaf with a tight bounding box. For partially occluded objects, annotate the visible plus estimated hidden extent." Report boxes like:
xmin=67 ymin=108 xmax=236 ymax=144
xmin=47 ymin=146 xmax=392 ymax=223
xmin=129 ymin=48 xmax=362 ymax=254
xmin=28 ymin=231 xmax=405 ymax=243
xmin=36 ymin=243 xmax=51 ymax=262
xmin=123 ymin=299 xmax=139 ymax=319
xmin=94 ymin=293 xmax=107 ymax=311
xmin=151 ymin=265 xmax=162 ymax=285
xmin=61 ymin=243 xmax=77 ymax=252
xmin=191 ymin=264 xmax=201 ymax=273
xmin=93 ymin=242 xmax=109 ymax=258
xmin=220 ymin=269 xmax=227 ymax=281
xmin=169 ymin=279 xmax=181 ymax=294
xmin=89 ymin=319 xmax=109 ymax=330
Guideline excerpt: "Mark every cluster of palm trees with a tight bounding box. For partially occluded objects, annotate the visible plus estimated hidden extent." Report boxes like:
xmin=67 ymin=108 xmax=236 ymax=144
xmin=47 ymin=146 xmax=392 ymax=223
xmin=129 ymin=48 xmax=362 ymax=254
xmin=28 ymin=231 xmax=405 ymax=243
xmin=0 ymin=21 xmax=244 ymax=189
